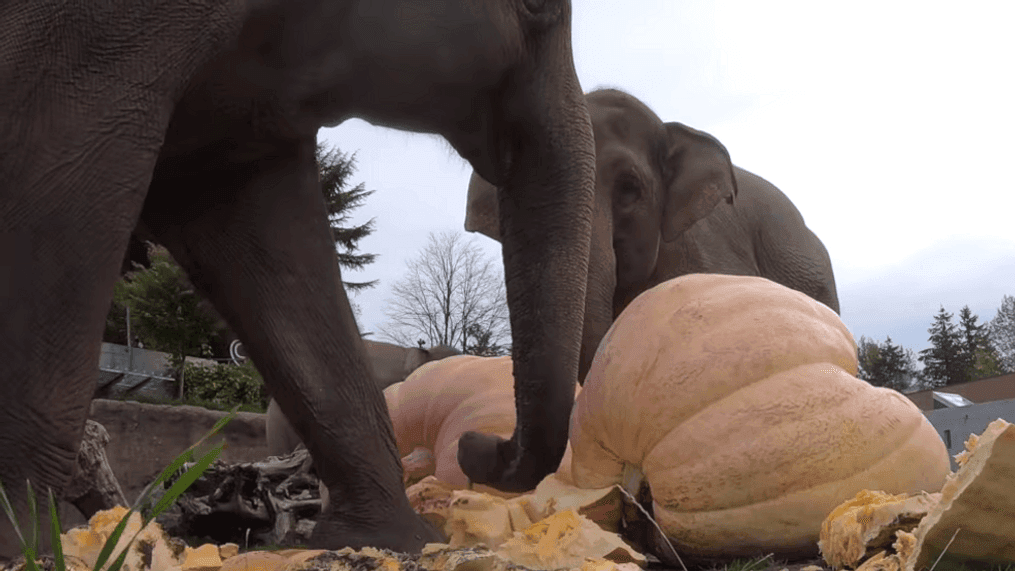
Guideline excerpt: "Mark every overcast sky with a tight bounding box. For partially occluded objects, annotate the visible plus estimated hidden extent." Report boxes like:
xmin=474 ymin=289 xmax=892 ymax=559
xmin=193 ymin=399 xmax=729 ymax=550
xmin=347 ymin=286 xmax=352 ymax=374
xmin=320 ymin=2 xmax=1015 ymax=358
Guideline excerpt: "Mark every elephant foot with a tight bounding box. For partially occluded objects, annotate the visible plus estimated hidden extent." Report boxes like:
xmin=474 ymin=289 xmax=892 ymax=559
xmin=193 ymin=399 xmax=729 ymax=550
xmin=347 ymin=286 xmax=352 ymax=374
xmin=309 ymin=508 xmax=445 ymax=554
xmin=457 ymin=431 xmax=549 ymax=493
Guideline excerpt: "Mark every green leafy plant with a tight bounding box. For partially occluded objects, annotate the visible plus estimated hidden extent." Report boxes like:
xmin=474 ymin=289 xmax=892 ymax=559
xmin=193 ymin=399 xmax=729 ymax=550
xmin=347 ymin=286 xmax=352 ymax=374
xmin=114 ymin=248 xmax=219 ymax=374
xmin=183 ymin=361 xmax=266 ymax=411
xmin=0 ymin=409 xmax=236 ymax=571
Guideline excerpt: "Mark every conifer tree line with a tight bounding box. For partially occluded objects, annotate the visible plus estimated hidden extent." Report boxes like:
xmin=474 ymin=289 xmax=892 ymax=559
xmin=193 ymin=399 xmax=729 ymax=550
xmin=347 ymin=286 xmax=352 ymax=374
xmin=858 ymin=295 xmax=1015 ymax=392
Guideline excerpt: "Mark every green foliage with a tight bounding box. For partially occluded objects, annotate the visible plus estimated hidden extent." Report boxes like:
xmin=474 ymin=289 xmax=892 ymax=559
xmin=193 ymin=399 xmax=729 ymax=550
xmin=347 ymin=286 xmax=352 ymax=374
xmin=857 ymin=335 xmax=920 ymax=391
xmin=115 ymin=249 xmax=219 ymax=372
xmin=919 ymin=306 xmax=968 ymax=386
xmin=955 ymin=305 xmax=1002 ymax=382
xmin=972 ymin=345 xmax=1005 ymax=379
xmin=0 ymin=412 xmax=234 ymax=571
xmin=183 ymin=361 xmax=267 ymax=411
xmin=918 ymin=305 xmax=1005 ymax=386
xmin=317 ymin=141 xmax=378 ymax=293
xmin=464 ymin=322 xmax=510 ymax=357
xmin=988 ymin=294 xmax=1015 ymax=374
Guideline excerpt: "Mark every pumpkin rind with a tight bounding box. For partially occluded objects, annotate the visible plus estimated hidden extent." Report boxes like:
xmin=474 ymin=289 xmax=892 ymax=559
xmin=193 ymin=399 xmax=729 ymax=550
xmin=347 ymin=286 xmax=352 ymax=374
xmin=384 ymin=355 xmax=517 ymax=491
xmin=386 ymin=355 xmax=581 ymax=493
xmin=569 ymin=274 xmax=951 ymax=558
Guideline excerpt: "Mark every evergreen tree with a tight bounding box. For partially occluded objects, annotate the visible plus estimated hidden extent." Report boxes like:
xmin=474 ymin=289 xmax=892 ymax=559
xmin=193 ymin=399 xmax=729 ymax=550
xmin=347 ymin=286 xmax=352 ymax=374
xmin=856 ymin=336 xmax=881 ymax=382
xmin=857 ymin=335 xmax=918 ymax=392
xmin=918 ymin=306 xmax=966 ymax=386
xmin=988 ymin=294 xmax=1015 ymax=373
xmin=316 ymin=142 xmax=378 ymax=292
xmin=956 ymin=305 xmax=1002 ymax=381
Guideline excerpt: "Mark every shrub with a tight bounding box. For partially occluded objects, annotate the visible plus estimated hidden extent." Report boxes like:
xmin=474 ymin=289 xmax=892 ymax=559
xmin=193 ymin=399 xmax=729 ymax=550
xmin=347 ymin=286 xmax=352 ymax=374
xmin=182 ymin=361 xmax=267 ymax=412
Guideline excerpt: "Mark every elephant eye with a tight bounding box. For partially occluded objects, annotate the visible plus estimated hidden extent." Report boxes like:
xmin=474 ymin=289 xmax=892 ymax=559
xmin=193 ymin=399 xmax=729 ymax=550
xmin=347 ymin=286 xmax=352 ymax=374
xmin=615 ymin=173 xmax=642 ymax=209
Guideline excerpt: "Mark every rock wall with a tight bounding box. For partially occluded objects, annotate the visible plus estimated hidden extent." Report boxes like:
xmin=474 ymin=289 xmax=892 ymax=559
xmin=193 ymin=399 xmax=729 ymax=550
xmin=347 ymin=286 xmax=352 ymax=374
xmin=62 ymin=399 xmax=268 ymax=528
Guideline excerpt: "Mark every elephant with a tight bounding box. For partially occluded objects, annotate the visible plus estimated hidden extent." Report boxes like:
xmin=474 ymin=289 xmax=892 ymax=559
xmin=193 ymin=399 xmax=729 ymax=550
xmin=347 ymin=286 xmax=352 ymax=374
xmin=466 ymin=88 xmax=839 ymax=383
xmin=0 ymin=0 xmax=596 ymax=557
xmin=265 ymin=341 xmax=461 ymax=457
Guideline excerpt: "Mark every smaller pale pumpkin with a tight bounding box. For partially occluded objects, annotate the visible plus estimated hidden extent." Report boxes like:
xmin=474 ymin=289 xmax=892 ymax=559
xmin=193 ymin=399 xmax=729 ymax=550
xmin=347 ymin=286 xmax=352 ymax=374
xmin=569 ymin=274 xmax=951 ymax=559
xmin=385 ymin=355 xmax=580 ymax=494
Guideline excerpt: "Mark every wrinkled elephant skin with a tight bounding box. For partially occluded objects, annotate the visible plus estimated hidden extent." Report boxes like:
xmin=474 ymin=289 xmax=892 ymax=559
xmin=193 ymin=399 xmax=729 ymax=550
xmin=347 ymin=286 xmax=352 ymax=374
xmin=266 ymin=341 xmax=461 ymax=457
xmin=0 ymin=0 xmax=596 ymax=557
xmin=466 ymin=88 xmax=839 ymax=382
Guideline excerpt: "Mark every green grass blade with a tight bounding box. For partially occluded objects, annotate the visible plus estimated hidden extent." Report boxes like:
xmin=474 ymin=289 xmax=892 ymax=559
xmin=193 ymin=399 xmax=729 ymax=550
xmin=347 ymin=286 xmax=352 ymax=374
xmin=93 ymin=408 xmax=234 ymax=571
xmin=0 ymin=480 xmax=40 ymax=571
xmin=25 ymin=480 xmax=39 ymax=554
xmin=90 ymin=507 xmax=135 ymax=571
xmin=132 ymin=408 xmax=236 ymax=516
xmin=99 ymin=437 xmax=225 ymax=571
xmin=148 ymin=440 xmax=224 ymax=521
xmin=104 ymin=542 xmax=132 ymax=571
xmin=48 ymin=489 xmax=66 ymax=571
xmin=0 ymin=480 xmax=28 ymax=550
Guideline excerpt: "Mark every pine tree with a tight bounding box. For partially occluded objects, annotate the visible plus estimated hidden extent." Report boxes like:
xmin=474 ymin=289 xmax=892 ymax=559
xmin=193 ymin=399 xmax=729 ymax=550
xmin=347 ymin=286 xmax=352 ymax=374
xmin=918 ymin=306 xmax=966 ymax=386
xmin=858 ymin=335 xmax=918 ymax=392
xmin=857 ymin=336 xmax=881 ymax=382
xmin=316 ymin=141 xmax=378 ymax=292
xmin=988 ymin=294 xmax=1015 ymax=373
xmin=956 ymin=305 xmax=1003 ymax=381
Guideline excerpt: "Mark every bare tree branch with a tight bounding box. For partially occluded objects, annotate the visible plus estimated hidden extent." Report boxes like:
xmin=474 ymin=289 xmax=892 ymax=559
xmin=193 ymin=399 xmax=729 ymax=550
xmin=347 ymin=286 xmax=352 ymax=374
xmin=380 ymin=231 xmax=509 ymax=354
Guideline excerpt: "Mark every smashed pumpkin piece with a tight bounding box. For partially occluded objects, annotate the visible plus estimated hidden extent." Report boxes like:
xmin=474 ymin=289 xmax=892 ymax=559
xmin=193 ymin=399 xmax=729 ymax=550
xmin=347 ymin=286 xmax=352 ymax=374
xmin=904 ymin=418 xmax=1015 ymax=571
xmin=182 ymin=543 xmax=223 ymax=571
xmin=818 ymin=490 xmax=940 ymax=569
xmin=402 ymin=446 xmax=437 ymax=486
xmin=444 ymin=490 xmax=524 ymax=549
xmin=496 ymin=509 xmax=645 ymax=570
xmin=218 ymin=544 xmax=240 ymax=560
xmin=407 ymin=476 xmax=460 ymax=529
xmin=217 ymin=551 xmax=287 ymax=571
xmin=525 ymin=474 xmax=623 ymax=533
xmin=820 ymin=418 xmax=1015 ymax=571
xmin=61 ymin=506 xmax=187 ymax=571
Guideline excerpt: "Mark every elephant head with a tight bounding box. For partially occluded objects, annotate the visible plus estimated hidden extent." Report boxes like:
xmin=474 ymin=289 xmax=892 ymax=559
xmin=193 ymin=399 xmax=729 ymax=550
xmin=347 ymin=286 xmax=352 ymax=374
xmin=466 ymin=88 xmax=737 ymax=381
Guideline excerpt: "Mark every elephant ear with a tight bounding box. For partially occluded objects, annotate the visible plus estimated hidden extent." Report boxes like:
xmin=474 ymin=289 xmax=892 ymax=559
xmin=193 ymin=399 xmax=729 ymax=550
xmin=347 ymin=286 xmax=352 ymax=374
xmin=659 ymin=122 xmax=738 ymax=243
xmin=465 ymin=171 xmax=502 ymax=242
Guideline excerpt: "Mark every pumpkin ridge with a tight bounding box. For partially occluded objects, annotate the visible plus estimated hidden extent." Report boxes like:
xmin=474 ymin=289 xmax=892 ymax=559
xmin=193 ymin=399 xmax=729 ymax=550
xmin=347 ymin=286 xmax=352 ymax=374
xmin=642 ymin=365 xmax=929 ymax=512
xmin=650 ymin=423 xmax=947 ymax=559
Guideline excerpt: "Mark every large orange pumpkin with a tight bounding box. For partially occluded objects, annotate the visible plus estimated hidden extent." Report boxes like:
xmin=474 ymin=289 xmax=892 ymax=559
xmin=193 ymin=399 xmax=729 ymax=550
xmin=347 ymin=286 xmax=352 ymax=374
xmin=568 ymin=274 xmax=950 ymax=559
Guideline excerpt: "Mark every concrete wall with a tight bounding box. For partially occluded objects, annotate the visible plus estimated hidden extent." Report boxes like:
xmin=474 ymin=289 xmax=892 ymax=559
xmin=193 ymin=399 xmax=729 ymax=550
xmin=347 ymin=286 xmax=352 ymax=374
xmin=62 ymin=399 xmax=269 ymax=529
xmin=923 ymin=398 xmax=1015 ymax=471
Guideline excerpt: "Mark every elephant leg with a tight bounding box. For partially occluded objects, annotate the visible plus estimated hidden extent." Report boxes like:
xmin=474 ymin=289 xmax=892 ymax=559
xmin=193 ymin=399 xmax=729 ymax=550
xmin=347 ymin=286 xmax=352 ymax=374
xmin=266 ymin=399 xmax=304 ymax=457
xmin=0 ymin=118 xmax=165 ymax=559
xmin=140 ymin=137 xmax=440 ymax=552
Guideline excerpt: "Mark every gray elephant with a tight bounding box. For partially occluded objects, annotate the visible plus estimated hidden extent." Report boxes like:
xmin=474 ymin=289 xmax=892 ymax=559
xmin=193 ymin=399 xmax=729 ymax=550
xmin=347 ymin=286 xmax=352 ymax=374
xmin=265 ymin=341 xmax=461 ymax=457
xmin=467 ymin=88 xmax=839 ymax=382
xmin=0 ymin=0 xmax=595 ymax=556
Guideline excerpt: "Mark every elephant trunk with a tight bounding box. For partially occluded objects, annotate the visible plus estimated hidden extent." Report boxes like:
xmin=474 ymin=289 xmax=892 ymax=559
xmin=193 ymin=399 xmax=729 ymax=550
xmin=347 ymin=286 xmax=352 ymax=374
xmin=578 ymin=196 xmax=617 ymax=384
xmin=457 ymin=8 xmax=596 ymax=493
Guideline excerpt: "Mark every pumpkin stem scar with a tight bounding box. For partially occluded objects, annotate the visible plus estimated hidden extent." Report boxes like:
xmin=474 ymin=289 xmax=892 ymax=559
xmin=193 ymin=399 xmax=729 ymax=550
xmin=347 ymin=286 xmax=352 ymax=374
xmin=621 ymin=463 xmax=645 ymax=496
xmin=616 ymin=484 xmax=687 ymax=571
